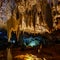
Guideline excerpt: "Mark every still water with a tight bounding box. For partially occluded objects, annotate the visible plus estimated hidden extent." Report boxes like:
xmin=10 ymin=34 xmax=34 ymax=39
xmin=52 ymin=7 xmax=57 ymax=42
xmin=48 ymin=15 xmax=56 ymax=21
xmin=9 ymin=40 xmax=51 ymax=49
xmin=6 ymin=48 xmax=44 ymax=60
xmin=7 ymin=48 xmax=12 ymax=60
xmin=0 ymin=29 xmax=47 ymax=60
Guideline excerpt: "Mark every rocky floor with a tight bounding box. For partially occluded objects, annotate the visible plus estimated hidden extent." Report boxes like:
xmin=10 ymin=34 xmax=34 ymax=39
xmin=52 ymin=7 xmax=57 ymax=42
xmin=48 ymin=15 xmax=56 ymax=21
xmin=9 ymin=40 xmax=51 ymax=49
xmin=0 ymin=44 xmax=60 ymax=60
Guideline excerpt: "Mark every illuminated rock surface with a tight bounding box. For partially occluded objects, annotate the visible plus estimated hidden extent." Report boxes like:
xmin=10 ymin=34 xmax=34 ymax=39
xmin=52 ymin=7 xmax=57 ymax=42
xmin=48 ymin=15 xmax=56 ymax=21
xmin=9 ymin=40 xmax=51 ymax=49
xmin=0 ymin=0 xmax=60 ymax=60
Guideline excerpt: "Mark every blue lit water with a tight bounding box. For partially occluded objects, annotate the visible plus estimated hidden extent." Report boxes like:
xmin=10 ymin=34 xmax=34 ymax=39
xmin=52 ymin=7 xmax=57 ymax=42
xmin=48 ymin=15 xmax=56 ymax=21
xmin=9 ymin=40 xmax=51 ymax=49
xmin=0 ymin=32 xmax=2 ymax=34
xmin=0 ymin=29 xmax=46 ymax=47
xmin=22 ymin=35 xmax=43 ymax=47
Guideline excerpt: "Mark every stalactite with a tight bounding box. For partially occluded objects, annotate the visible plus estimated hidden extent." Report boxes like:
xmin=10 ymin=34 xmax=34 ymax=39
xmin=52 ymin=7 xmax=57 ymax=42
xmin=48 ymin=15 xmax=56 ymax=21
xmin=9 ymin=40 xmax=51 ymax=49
xmin=25 ymin=10 xmax=31 ymax=27
xmin=25 ymin=14 xmax=28 ymax=27
xmin=32 ymin=5 xmax=37 ymax=31
xmin=45 ymin=3 xmax=53 ymax=31
xmin=16 ymin=6 xmax=20 ymax=20
xmin=38 ymin=12 xmax=43 ymax=25
xmin=19 ymin=13 xmax=22 ymax=27
xmin=1 ymin=0 xmax=60 ymax=35
xmin=0 ymin=0 xmax=2 ymax=8
xmin=6 ymin=8 xmax=20 ymax=42
xmin=52 ymin=0 xmax=58 ymax=13
xmin=39 ymin=0 xmax=45 ymax=24
xmin=28 ymin=10 xmax=32 ymax=27
xmin=25 ymin=10 xmax=28 ymax=27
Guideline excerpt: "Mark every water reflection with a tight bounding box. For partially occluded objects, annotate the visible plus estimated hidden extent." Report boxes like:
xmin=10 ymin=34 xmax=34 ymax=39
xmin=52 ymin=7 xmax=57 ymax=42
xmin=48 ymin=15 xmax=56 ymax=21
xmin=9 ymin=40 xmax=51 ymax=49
xmin=14 ymin=54 xmax=43 ymax=60
xmin=7 ymin=48 xmax=45 ymax=60
xmin=0 ymin=29 xmax=47 ymax=60
xmin=0 ymin=29 xmax=46 ymax=47
xmin=7 ymin=48 xmax=12 ymax=60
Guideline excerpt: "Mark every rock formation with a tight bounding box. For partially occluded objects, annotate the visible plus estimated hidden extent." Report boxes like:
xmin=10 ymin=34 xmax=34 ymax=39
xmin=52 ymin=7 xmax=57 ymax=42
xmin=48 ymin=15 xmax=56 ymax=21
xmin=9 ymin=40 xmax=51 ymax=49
xmin=0 ymin=0 xmax=60 ymax=41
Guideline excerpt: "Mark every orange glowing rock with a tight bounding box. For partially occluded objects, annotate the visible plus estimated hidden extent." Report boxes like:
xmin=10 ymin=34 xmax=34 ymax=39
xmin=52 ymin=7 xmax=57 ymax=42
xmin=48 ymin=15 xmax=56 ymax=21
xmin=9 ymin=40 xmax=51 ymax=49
xmin=14 ymin=54 xmax=43 ymax=60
